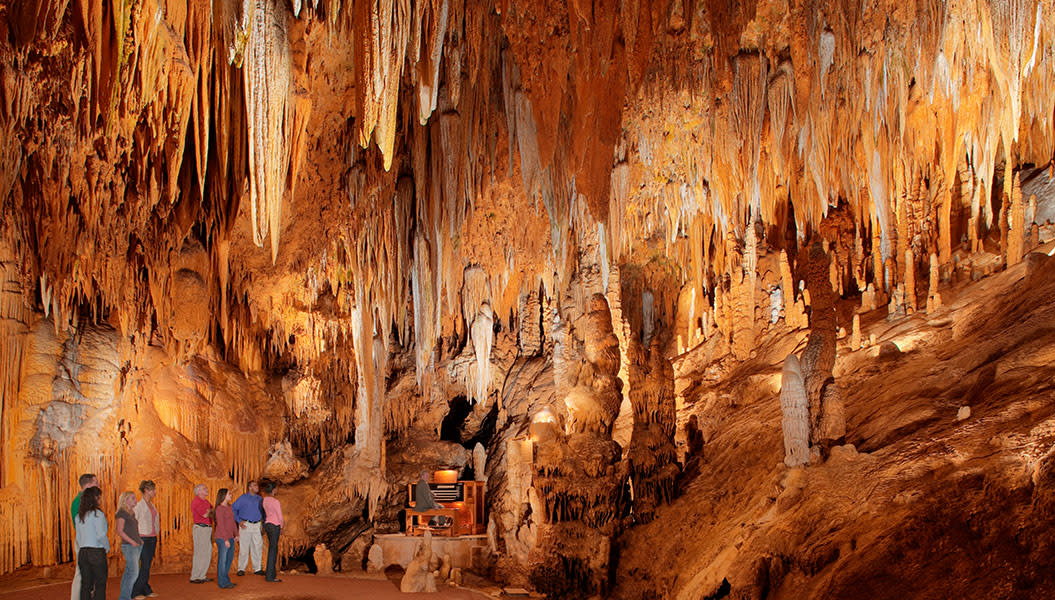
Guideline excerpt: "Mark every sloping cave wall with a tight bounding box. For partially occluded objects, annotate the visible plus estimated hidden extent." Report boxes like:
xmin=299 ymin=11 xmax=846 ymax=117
xmin=2 ymin=0 xmax=1055 ymax=597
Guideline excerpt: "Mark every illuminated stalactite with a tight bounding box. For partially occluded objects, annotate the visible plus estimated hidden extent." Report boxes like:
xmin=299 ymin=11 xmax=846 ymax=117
xmin=241 ymin=0 xmax=301 ymax=262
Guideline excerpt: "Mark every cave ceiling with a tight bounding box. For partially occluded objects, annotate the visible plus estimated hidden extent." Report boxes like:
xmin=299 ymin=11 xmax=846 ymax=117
xmin=2 ymin=0 xmax=1051 ymax=378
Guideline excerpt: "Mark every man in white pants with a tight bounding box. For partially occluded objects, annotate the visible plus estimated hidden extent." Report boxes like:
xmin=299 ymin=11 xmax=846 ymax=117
xmin=70 ymin=473 xmax=98 ymax=600
xmin=232 ymin=480 xmax=264 ymax=576
xmin=189 ymin=484 xmax=213 ymax=583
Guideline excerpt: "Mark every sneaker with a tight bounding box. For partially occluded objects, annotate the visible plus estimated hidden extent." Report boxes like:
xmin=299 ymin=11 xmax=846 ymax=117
xmin=236 ymin=571 xmax=244 ymax=576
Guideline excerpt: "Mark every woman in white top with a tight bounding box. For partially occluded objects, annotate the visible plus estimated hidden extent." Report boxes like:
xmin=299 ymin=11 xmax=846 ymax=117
xmin=74 ymin=486 xmax=109 ymax=600
xmin=132 ymin=480 xmax=160 ymax=599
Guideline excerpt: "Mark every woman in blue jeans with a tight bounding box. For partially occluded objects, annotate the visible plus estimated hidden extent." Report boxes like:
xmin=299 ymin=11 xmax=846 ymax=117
xmin=115 ymin=491 xmax=142 ymax=600
xmin=132 ymin=480 xmax=160 ymax=598
xmin=214 ymin=488 xmax=237 ymax=589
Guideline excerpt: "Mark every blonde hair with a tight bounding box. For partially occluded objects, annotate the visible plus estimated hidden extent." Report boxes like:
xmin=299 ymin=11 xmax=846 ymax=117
xmin=119 ymin=491 xmax=137 ymax=510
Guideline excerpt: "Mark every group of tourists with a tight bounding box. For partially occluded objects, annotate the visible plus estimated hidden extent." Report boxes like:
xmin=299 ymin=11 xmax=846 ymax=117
xmin=189 ymin=480 xmax=285 ymax=587
xmin=70 ymin=475 xmax=285 ymax=600
xmin=71 ymin=475 xmax=160 ymax=600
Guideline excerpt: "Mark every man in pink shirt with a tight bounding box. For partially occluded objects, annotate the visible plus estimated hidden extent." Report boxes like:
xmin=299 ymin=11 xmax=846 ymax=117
xmin=189 ymin=484 xmax=213 ymax=584
xmin=261 ymin=481 xmax=283 ymax=583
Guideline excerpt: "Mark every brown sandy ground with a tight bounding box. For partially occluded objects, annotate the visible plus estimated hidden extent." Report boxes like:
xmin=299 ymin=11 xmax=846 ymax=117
xmin=0 ymin=572 xmax=491 ymax=599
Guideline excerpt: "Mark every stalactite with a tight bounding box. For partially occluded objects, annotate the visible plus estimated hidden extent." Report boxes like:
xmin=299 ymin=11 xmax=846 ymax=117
xmin=468 ymin=302 xmax=494 ymax=407
xmin=242 ymin=0 xmax=298 ymax=262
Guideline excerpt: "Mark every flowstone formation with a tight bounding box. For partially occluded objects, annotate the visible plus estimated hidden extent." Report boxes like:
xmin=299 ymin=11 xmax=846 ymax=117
xmin=2 ymin=0 xmax=1055 ymax=598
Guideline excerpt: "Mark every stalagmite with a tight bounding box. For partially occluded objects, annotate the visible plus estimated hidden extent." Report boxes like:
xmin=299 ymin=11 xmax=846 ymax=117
xmin=888 ymin=284 xmax=906 ymax=319
xmin=532 ymin=292 xmax=626 ymax=595
xmin=861 ymin=284 xmax=876 ymax=312
xmin=801 ymin=243 xmax=838 ymax=447
xmin=1008 ymin=174 xmax=1025 ymax=266
xmin=780 ymin=250 xmax=807 ymax=329
xmin=927 ymin=253 xmax=943 ymax=313
xmin=851 ymin=314 xmax=861 ymax=349
xmin=904 ymin=249 xmax=917 ymax=313
xmin=816 ymin=382 xmax=846 ymax=444
xmin=938 ymin=187 xmax=953 ymax=265
xmin=780 ymin=355 xmax=810 ymax=468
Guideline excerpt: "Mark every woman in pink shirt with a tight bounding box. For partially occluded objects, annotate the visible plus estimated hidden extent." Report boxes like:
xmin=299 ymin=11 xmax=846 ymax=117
xmin=261 ymin=481 xmax=283 ymax=583
xmin=213 ymin=488 xmax=236 ymax=589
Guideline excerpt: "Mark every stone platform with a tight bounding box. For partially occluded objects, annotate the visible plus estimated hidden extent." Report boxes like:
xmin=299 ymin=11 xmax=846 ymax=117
xmin=375 ymin=534 xmax=489 ymax=570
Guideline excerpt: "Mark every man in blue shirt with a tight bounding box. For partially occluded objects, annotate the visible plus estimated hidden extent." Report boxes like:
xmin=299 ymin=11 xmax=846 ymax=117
xmin=232 ymin=480 xmax=265 ymax=576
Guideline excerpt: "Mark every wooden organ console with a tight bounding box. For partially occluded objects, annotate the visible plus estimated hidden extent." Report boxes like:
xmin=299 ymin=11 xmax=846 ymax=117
xmin=405 ymin=474 xmax=485 ymax=537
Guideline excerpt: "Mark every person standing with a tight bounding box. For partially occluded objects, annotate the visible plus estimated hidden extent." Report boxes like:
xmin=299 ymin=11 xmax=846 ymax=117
xmin=132 ymin=480 xmax=160 ymax=599
xmin=70 ymin=473 xmax=98 ymax=600
xmin=189 ymin=484 xmax=213 ymax=584
xmin=261 ymin=481 xmax=283 ymax=583
xmin=74 ymin=486 xmax=108 ymax=600
xmin=213 ymin=488 xmax=237 ymax=589
xmin=115 ymin=492 xmax=142 ymax=600
xmin=232 ymin=480 xmax=264 ymax=576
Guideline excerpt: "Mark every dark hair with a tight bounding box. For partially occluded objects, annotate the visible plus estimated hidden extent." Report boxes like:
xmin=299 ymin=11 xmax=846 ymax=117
xmin=215 ymin=488 xmax=229 ymax=508
xmin=78 ymin=487 xmax=102 ymax=523
xmin=78 ymin=473 xmax=96 ymax=488
xmin=247 ymin=480 xmax=258 ymax=490
xmin=139 ymin=480 xmax=156 ymax=493
xmin=262 ymin=481 xmax=277 ymax=494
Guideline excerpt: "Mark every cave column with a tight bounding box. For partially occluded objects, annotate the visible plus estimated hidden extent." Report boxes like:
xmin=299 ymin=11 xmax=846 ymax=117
xmin=620 ymin=263 xmax=681 ymax=523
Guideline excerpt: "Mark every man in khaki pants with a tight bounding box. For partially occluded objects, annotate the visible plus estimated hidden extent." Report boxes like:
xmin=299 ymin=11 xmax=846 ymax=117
xmin=232 ymin=480 xmax=264 ymax=576
xmin=189 ymin=484 xmax=213 ymax=583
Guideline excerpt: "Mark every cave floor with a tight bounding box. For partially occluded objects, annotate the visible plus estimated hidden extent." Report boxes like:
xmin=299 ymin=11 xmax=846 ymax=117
xmin=0 ymin=572 xmax=490 ymax=599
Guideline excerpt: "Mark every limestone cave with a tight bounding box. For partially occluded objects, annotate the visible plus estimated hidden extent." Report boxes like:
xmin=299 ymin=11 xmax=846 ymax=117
xmin=2 ymin=0 xmax=1055 ymax=598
